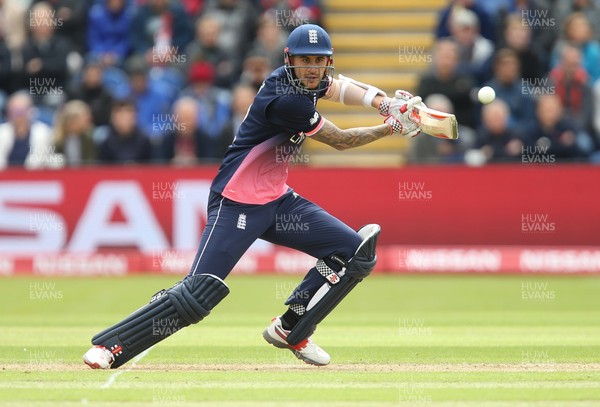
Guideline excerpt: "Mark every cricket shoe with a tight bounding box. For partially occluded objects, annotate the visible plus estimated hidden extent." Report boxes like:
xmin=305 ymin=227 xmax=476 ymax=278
xmin=82 ymin=345 xmax=115 ymax=369
xmin=262 ymin=316 xmax=330 ymax=366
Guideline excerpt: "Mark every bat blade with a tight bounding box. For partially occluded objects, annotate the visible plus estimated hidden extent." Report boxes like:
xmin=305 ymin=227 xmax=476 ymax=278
xmin=413 ymin=106 xmax=459 ymax=140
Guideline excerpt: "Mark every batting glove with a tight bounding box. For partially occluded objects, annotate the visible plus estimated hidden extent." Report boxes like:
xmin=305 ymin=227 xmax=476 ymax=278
xmin=383 ymin=93 xmax=422 ymax=137
xmin=378 ymin=89 xmax=415 ymax=117
xmin=384 ymin=114 xmax=421 ymax=137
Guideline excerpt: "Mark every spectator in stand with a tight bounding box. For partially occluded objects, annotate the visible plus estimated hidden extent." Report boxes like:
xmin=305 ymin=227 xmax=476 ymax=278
xmin=221 ymin=82 xmax=256 ymax=144
xmin=409 ymin=93 xmax=476 ymax=164
xmin=98 ymin=99 xmax=152 ymax=164
xmin=417 ymin=39 xmax=476 ymax=128
xmin=87 ymin=0 xmax=134 ymax=67
xmin=480 ymin=13 xmax=547 ymax=84
xmin=493 ymin=0 xmax=557 ymax=55
xmin=474 ymin=0 xmax=512 ymax=16
xmin=475 ymin=99 xmax=525 ymax=163
xmin=591 ymin=77 xmax=600 ymax=153
xmin=180 ymin=61 xmax=231 ymax=154
xmin=184 ymin=15 xmax=237 ymax=88
xmin=0 ymin=1 xmax=22 ymax=99
xmin=239 ymin=51 xmax=271 ymax=93
xmin=249 ymin=12 xmax=287 ymax=73
xmin=527 ymin=94 xmax=588 ymax=161
xmin=482 ymin=48 xmax=535 ymax=130
xmin=503 ymin=13 xmax=547 ymax=80
xmin=54 ymin=100 xmax=96 ymax=166
xmin=130 ymin=0 xmax=193 ymax=58
xmin=0 ymin=37 xmax=11 ymax=101
xmin=31 ymin=0 xmax=90 ymax=54
xmin=261 ymin=0 xmax=295 ymax=30
xmin=548 ymin=44 xmax=595 ymax=153
xmin=159 ymin=96 xmax=222 ymax=165
xmin=21 ymin=2 xmax=72 ymax=110
xmin=181 ymin=0 xmax=204 ymax=19
xmin=67 ymin=60 xmax=114 ymax=126
xmin=0 ymin=92 xmax=56 ymax=169
xmin=202 ymin=0 xmax=259 ymax=67
xmin=435 ymin=0 xmax=495 ymax=43
xmin=0 ymin=0 xmax=27 ymax=52
xmin=553 ymin=0 xmax=600 ymax=43
xmin=124 ymin=56 xmax=171 ymax=142
xmin=550 ymin=12 xmax=600 ymax=83
xmin=293 ymin=0 xmax=325 ymax=28
xmin=261 ymin=0 xmax=324 ymax=32
xmin=447 ymin=7 xmax=494 ymax=77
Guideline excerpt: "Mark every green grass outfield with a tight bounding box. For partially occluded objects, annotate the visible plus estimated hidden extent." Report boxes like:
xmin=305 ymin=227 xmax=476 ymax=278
xmin=1 ymin=274 xmax=600 ymax=406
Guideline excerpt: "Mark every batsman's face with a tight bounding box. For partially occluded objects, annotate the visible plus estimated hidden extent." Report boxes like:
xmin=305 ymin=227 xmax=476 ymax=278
xmin=291 ymin=55 xmax=329 ymax=89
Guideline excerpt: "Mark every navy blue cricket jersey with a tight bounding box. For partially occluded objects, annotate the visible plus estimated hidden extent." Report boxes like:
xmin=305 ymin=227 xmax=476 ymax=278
xmin=210 ymin=67 xmax=328 ymax=204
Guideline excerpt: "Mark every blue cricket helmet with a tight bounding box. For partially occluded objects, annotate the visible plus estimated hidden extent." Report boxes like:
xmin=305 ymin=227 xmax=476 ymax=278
xmin=284 ymin=24 xmax=334 ymax=93
xmin=286 ymin=24 xmax=333 ymax=56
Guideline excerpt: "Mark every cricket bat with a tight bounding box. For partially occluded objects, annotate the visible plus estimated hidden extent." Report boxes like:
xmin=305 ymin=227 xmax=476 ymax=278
xmin=397 ymin=91 xmax=459 ymax=140
xmin=411 ymin=105 xmax=459 ymax=140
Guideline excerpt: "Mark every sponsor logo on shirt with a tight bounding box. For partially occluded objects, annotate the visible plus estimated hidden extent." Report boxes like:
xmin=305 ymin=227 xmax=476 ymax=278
xmin=290 ymin=133 xmax=306 ymax=144
xmin=310 ymin=112 xmax=319 ymax=126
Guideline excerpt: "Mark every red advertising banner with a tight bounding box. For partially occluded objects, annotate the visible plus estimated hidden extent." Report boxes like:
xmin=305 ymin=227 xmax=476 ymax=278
xmin=286 ymin=165 xmax=600 ymax=246
xmin=0 ymin=165 xmax=599 ymax=274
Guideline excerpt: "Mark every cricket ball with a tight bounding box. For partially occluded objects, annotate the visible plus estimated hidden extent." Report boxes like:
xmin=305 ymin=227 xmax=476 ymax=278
xmin=478 ymin=86 xmax=496 ymax=104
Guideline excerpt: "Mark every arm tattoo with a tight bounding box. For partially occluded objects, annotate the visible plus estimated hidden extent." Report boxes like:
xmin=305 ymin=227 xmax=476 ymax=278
xmin=311 ymin=118 xmax=392 ymax=151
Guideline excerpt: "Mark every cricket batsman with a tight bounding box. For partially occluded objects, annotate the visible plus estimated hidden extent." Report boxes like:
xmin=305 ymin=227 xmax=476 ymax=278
xmin=83 ymin=24 xmax=422 ymax=369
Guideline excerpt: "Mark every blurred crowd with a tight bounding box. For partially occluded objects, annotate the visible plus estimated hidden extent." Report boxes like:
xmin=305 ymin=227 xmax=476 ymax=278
xmin=412 ymin=0 xmax=600 ymax=164
xmin=0 ymin=0 xmax=322 ymax=168
xmin=1 ymin=0 xmax=599 ymax=168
